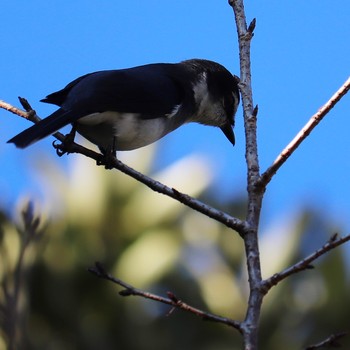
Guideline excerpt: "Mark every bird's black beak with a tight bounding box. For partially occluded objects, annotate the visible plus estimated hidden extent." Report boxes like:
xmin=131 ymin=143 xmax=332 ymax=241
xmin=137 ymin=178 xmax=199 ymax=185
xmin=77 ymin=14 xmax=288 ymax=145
xmin=220 ymin=121 xmax=235 ymax=146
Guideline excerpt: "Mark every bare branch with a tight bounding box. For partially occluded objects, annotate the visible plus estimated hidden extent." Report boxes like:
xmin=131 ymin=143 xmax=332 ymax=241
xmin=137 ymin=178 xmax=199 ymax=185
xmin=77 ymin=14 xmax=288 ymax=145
xmin=229 ymin=1 xmax=263 ymax=349
xmin=109 ymin=157 xmax=247 ymax=232
xmin=1 ymin=99 xmax=247 ymax=233
xmin=260 ymin=76 xmax=350 ymax=187
xmin=262 ymin=233 xmax=350 ymax=293
xmin=305 ymin=331 xmax=348 ymax=350
xmin=0 ymin=99 xmax=30 ymax=119
xmin=88 ymin=262 xmax=242 ymax=332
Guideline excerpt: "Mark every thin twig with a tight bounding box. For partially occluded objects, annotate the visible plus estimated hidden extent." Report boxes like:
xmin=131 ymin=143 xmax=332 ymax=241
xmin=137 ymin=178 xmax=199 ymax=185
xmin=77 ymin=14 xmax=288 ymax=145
xmin=18 ymin=97 xmax=66 ymax=142
xmin=88 ymin=262 xmax=242 ymax=332
xmin=0 ymin=99 xmax=30 ymax=119
xmin=1 ymin=99 xmax=247 ymax=233
xmin=305 ymin=331 xmax=348 ymax=350
xmin=261 ymin=233 xmax=350 ymax=293
xmin=260 ymin=76 xmax=350 ymax=187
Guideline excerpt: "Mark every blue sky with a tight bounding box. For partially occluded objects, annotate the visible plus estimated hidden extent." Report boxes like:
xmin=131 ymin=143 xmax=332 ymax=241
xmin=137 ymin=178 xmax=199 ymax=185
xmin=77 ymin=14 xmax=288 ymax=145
xmin=1 ymin=1 xmax=350 ymax=234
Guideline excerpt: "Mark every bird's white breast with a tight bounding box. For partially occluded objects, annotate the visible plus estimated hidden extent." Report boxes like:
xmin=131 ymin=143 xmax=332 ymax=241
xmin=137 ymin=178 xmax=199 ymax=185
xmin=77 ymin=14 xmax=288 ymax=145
xmin=77 ymin=111 xmax=170 ymax=150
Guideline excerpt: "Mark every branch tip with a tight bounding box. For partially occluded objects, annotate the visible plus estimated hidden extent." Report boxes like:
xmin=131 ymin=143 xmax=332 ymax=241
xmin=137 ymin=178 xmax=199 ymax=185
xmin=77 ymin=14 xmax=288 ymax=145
xmin=167 ymin=291 xmax=178 ymax=303
xmin=119 ymin=289 xmax=133 ymax=297
xmin=95 ymin=261 xmax=106 ymax=274
xmin=18 ymin=97 xmax=32 ymax=112
xmin=329 ymin=233 xmax=338 ymax=242
xmin=88 ymin=261 xmax=108 ymax=279
xmin=305 ymin=331 xmax=348 ymax=350
xmin=166 ymin=307 xmax=176 ymax=317
xmin=248 ymin=18 xmax=256 ymax=34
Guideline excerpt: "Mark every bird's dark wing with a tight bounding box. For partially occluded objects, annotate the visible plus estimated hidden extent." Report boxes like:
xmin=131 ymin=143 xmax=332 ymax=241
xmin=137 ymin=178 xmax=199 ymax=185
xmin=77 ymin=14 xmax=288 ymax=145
xmin=42 ymin=64 xmax=187 ymax=119
xmin=40 ymin=73 xmax=95 ymax=106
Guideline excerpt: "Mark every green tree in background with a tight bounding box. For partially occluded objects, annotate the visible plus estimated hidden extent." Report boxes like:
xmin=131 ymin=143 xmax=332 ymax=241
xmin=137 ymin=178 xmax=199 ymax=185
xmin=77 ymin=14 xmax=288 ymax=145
xmin=0 ymin=149 xmax=349 ymax=350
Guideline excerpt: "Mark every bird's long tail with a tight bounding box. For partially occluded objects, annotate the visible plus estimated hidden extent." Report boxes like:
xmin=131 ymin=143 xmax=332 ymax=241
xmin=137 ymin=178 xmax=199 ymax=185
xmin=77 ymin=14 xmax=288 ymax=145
xmin=8 ymin=109 xmax=75 ymax=148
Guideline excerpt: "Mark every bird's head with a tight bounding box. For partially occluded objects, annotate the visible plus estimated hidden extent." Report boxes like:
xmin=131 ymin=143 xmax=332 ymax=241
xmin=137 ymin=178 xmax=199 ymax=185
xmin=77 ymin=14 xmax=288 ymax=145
xmin=182 ymin=59 xmax=240 ymax=146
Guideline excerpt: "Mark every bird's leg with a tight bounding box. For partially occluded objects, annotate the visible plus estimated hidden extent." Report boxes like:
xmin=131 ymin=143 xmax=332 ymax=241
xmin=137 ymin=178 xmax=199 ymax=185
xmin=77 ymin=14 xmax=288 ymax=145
xmin=96 ymin=136 xmax=118 ymax=169
xmin=53 ymin=124 xmax=77 ymax=157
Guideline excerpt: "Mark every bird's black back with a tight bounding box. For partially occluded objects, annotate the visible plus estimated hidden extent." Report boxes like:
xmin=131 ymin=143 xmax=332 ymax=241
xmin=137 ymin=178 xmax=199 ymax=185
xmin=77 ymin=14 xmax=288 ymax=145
xmin=41 ymin=63 xmax=196 ymax=120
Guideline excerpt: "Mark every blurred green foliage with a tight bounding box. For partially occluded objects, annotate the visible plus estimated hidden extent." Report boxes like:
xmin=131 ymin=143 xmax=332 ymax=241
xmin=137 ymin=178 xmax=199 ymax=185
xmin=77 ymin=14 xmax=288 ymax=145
xmin=0 ymin=149 xmax=349 ymax=349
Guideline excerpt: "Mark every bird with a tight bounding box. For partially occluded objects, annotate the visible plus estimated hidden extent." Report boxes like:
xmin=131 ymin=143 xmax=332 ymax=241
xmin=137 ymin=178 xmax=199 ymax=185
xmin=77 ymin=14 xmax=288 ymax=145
xmin=8 ymin=59 xmax=240 ymax=155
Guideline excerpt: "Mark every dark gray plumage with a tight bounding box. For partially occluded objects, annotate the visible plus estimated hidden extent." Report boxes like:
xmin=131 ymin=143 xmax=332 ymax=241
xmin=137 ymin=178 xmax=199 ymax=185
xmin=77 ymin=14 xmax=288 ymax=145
xmin=8 ymin=59 xmax=240 ymax=153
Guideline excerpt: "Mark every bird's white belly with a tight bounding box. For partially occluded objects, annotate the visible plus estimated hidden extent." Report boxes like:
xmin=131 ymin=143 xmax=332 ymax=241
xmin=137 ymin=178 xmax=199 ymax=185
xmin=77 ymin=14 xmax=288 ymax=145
xmin=77 ymin=111 xmax=169 ymax=150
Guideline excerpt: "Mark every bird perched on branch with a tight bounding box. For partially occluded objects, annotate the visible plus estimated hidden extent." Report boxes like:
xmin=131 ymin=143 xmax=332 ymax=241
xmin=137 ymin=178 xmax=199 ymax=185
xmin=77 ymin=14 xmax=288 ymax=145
xmin=8 ymin=59 xmax=240 ymax=154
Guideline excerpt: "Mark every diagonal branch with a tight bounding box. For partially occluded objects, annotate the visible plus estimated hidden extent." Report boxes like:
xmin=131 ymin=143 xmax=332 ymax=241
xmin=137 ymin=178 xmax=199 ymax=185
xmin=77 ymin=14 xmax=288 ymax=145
xmin=0 ymin=99 xmax=30 ymax=119
xmin=260 ymin=76 xmax=350 ymax=187
xmin=88 ymin=262 xmax=242 ymax=332
xmin=305 ymin=331 xmax=348 ymax=350
xmin=1 ymin=98 xmax=247 ymax=233
xmin=109 ymin=157 xmax=247 ymax=232
xmin=261 ymin=233 xmax=350 ymax=293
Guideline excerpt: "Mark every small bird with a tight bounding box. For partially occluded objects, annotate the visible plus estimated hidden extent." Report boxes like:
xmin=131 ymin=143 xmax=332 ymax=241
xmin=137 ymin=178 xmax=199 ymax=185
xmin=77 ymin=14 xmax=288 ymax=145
xmin=8 ymin=59 xmax=240 ymax=154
